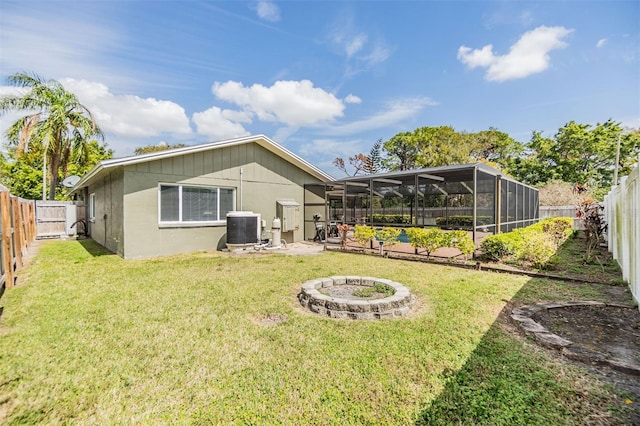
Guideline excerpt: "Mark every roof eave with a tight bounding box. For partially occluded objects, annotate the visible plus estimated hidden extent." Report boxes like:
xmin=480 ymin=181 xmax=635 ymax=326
xmin=72 ymin=134 xmax=334 ymax=192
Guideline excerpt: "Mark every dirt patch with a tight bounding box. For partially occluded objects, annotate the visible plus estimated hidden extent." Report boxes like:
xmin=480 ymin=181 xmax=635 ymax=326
xmin=252 ymin=313 xmax=288 ymax=327
xmin=533 ymin=305 xmax=640 ymax=366
xmin=514 ymin=302 xmax=640 ymax=422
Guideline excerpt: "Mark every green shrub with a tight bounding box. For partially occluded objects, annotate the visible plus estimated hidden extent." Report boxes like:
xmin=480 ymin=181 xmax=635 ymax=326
xmin=406 ymin=227 xmax=447 ymax=257
xmin=518 ymin=232 xmax=557 ymax=269
xmin=435 ymin=215 xmax=493 ymax=228
xmin=480 ymin=229 xmax=526 ymax=261
xmin=353 ymin=225 xmax=377 ymax=247
xmin=372 ymin=214 xmax=412 ymax=224
xmin=540 ymin=217 xmax=574 ymax=246
xmin=376 ymin=227 xmax=402 ymax=247
xmin=480 ymin=218 xmax=573 ymax=268
xmin=446 ymin=230 xmax=476 ymax=259
xmin=405 ymin=228 xmax=476 ymax=259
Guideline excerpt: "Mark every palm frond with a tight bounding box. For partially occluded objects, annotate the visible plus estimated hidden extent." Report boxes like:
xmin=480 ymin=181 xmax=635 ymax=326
xmin=6 ymin=71 xmax=47 ymax=88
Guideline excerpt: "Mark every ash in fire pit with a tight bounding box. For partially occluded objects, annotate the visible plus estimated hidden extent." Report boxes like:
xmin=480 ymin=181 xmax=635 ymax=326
xmin=298 ymin=276 xmax=415 ymax=320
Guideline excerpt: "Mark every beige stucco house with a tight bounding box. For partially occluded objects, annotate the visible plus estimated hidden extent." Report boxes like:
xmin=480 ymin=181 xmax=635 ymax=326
xmin=72 ymin=135 xmax=333 ymax=259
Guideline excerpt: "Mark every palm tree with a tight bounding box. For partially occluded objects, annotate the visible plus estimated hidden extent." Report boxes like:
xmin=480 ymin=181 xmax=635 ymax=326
xmin=0 ymin=72 xmax=103 ymax=200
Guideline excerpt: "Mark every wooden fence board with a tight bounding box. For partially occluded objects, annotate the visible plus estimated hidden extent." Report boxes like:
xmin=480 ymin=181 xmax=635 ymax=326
xmin=11 ymin=197 xmax=23 ymax=269
xmin=0 ymin=189 xmax=36 ymax=290
xmin=1 ymin=191 xmax=14 ymax=289
xmin=604 ymin=153 xmax=640 ymax=310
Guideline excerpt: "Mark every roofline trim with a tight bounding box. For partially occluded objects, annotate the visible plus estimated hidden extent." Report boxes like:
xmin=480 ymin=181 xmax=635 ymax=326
xmin=73 ymin=134 xmax=334 ymax=190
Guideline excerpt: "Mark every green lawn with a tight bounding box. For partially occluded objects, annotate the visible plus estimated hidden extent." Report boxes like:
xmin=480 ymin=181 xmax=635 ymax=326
xmin=0 ymin=240 xmax=628 ymax=424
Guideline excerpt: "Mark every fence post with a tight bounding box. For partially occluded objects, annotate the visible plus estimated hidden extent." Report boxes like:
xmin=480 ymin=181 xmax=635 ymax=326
xmin=604 ymin=152 xmax=640 ymax=309
xmin=1 ymin=191 xmax=14 ymax=289
xmin=28 ymin=202 xmax=36 ymax=242
xmin=11 ymin=197 xmax=24 ymax=269
xmin=20 ymin=202 xmax=29 ymax=249
xmin=620 ymin=176 xmax=630 ymax=283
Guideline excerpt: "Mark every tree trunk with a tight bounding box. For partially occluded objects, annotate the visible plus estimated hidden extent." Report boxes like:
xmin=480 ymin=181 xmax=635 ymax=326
xmin=48 ymin=152 xmax=60 ymax=200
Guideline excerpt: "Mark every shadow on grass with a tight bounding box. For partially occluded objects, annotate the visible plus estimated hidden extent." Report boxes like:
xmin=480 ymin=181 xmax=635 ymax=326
xmin=416 ymin=320 xmax=575 ymax=424
xmin=415 ymin=274 xmax=633 ymax=425
xmin=78 ymin=238 xmax=115 ymax=257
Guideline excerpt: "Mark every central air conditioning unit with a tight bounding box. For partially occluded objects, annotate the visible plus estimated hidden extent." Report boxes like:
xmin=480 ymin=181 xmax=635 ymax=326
xmin=226 ymin=211 xmax=261 ymax=250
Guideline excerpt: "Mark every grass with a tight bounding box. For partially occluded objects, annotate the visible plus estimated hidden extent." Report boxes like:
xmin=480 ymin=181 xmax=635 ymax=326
xmin=0 ymin=240 xmax=631 ymax=424
xmin=549 ymin=233 xmax=623 ymax=283
xmin=351 ymin=283 xmax=394 ymax=298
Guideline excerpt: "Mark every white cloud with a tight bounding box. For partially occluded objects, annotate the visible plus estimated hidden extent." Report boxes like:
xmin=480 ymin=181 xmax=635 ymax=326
xmin=212 ymin=80 xmax=345 ymax=126
xmin=345 ymin=34 xmax=368 ymax=58
xmin=272 ymin=126 xmax=300 ymax=144
xmin=327 ymin=16 xmax=366 ymax=58
xmin=326 ymin=97 xmax=437 ymax=135
xmin=0 ymin=86 xmax=28 ymax=101
xmin=62 ymin=79 xmax=192 ymax=137
xmin=325 ymin=12 xmax=392 ymax=76
xmin=621 ymin=116 xmax=640 ymax=130
xmin=344 ymin=94 xmax=362 ymax=104
xmin=596 ymin=38 xmax=607 ymax=48
xmin=299 ymin=138 xmax=364 ymax=159
xmin=254 ymin=1 xmax=281 ymax=23
xmin=361 ymin=41 xmax=391 ymax=68
xmin=483 ymin=7 xmax=535 ymax=29
xmin=458 ymin=26 xmax=573 ymax=82
xmin=519 ymin=10 xmax=534 ymax=26
xmin=457 ymin=45 xmax=495 ymax=68
xmin=192 ymin=107 xmax=251 ymax=140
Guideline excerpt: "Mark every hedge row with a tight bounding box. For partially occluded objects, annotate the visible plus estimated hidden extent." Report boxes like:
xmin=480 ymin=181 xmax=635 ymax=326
xmin=352 ymin=225 xmax=475 ymax=259
xmin=435 ymin=215 xmax=494 ymax=228
xmin=479 ymin=217 xmax=574 ymax=269
xmin=361 ymin=214 xmax=495 ymax=227
xmin=371 ymin=214 xmax=413 ymax=224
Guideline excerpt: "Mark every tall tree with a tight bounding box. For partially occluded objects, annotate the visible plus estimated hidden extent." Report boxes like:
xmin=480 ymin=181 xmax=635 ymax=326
xmin=368 ymin=138 xmax=384 ymax=174
xmin=382 ymin=126 xmax=521 ymax=171
xmin=0 ymin=72 xmax=104 ymax=199
xmin=507 ymin=120 xmax=640 ymax=196
xmin=333 ymin=153 xmax=371 ymax=176
xmin=382 ymin=132 xmax=419 ymax=171
xmin=413 ymin=126 xmax=469 ymax=167
xmin=467 ymin=127 xmax=523 ymax=168
xmin=333 ymin=139 xmax=386 ymax=176
xmin=0 ymin=139 xmax=112 ymax=200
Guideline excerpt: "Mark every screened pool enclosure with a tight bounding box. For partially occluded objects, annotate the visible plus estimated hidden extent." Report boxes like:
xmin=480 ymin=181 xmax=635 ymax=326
xmin=304 ymin=163 xmax=539 ymax=244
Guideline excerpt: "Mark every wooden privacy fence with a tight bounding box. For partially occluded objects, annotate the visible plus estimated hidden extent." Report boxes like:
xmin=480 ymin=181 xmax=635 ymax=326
xmin=0 ymin=189 xmax=36 ymax=290
xmin=604 ymin=154 xmax=640 ymax=309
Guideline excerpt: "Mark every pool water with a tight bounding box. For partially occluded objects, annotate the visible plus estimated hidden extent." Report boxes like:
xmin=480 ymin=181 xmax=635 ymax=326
xmin=374 ymin=229 xmax=410 ymax=243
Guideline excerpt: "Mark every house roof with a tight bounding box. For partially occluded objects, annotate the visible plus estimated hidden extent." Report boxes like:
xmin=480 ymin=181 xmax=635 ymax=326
xmin=336 ymin=162 xmax=537 ymax=188
xmin=72 ymin=134 xmax=334 ymax=191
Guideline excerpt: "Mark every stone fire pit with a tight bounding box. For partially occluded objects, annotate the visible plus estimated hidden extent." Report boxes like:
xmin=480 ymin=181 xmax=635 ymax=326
xmin=298 ymin=276 xmax=415 ymax=319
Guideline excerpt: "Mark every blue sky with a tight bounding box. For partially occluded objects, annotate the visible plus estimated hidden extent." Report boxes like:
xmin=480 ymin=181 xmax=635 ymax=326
xmin=1 ymin=0 xmax=638 ymax=177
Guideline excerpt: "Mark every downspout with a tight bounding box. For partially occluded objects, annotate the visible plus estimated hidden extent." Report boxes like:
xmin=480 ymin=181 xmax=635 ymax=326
xmin=239 ymin=168 xmax=243 ymax=211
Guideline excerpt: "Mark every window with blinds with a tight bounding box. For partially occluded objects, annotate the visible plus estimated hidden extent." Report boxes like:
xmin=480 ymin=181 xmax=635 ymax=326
xmin=159 ymin=183 xmax=235 ymax=225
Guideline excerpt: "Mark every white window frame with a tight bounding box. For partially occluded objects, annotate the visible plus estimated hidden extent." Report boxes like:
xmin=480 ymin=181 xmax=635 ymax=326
xmin=89 ymin=193 xmax=96 ymax=222
xmin=158 ymin=183 xmax=235 ymax=228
